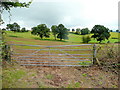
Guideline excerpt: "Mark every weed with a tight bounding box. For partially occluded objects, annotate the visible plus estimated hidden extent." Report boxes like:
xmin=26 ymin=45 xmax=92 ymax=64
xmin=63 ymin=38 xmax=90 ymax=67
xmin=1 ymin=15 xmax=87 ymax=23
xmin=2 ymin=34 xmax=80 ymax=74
xmin=82 ymin=73 xmax=87 ymax=77
xmin=3 ymin=69 xmax=26 ymax=88
xmin=45 ymin=74 xmax=53 ymax=79
xmin=67 ymin=82 xmax=81 ymax=88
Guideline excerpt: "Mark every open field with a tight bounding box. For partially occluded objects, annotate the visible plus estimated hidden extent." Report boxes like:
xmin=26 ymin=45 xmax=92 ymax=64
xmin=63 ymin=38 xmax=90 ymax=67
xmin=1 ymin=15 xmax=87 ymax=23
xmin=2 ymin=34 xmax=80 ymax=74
xmin=2 ymin=31 xmax=119 ymax=88
xmin=5 ymin=31 xmax=120 ymax=45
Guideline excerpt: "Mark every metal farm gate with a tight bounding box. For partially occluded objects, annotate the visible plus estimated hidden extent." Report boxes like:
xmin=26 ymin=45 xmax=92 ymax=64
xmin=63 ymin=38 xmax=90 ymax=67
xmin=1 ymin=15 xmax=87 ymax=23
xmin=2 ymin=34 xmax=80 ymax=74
xmin=10 ymin=44 xmax=96 ymax=67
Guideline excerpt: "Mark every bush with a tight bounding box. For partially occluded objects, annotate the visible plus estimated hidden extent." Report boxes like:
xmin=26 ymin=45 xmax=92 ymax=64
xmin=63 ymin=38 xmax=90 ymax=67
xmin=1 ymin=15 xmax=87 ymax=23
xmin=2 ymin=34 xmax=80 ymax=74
xmin=96 ymin=44 xmax=119 ymax=73
xmin=82 ymin=36 xmax=91 ymax=43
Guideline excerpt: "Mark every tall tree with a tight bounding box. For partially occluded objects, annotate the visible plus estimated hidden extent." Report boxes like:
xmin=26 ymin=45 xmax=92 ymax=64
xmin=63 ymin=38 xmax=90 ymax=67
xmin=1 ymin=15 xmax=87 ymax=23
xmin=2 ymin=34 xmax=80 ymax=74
xmin=31 ymin=24 xmax=50 ymax=39
xmin=6 ymin=22 xmax=20 ymax=32
xmin=51 ymin=25 xmax=58 ymax=40
xmin=81 ymin=28 xmax=90 ymax=35
xmin=57 ymin=24 xmax=68 ymax=41
xmin=91 ymin=25 xmax=111 ymax=43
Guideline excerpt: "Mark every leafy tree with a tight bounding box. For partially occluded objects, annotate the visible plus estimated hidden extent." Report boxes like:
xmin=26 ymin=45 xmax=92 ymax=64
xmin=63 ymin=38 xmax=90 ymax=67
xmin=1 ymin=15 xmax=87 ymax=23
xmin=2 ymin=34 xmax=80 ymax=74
xmin=109 ymin=30 xmax=113 ymax=32
xmin=21 ymin=27 xmax=28 ymax=32
xmin=0 ymin=0 xmax=32 ymax=25
xmin=2 ymin=28 xmax=6 ymax=31
xmin=57 ymin=24 xmax=68 ymax=41
xmin=31 ymin=24 xmax=50 ymax=39
xmin=6 ymin=22 xmax=20 ymax=32
xmin=67 ymin=29 xmax=70 ymax=32
xmin=72 ymin=29 xmax=75 ymax=32
xmin=91 ymin=25 xmax=111 ymax=43
xmin=81 ymin=28 xmax=90 ymax=35
xmin=116 ymin=30 xmax=120 ymax=33
xmin=51 ymin=25 xmax=58 ymax=40
xmin=82 ymin=35 xmax=91 ymax=43
xmin=75 ymin=28 xmax=80 ymax=34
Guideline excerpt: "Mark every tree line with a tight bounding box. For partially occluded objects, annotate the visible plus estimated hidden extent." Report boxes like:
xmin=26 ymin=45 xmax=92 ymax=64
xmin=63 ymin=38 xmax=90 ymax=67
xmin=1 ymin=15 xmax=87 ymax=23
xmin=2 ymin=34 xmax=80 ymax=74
xmin=31 ymin=24 xmax=68 ymax=41
xmin=4 ymin=22 xmax=29 ymax=32
xmin=2 ymin=22 xmax=119 ymax=43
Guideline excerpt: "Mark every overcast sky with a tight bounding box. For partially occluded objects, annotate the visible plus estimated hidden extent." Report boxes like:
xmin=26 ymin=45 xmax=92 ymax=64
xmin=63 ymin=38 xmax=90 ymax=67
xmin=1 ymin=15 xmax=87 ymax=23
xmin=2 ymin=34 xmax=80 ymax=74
xmin=1 ymin=0 xmax=119 ymax=30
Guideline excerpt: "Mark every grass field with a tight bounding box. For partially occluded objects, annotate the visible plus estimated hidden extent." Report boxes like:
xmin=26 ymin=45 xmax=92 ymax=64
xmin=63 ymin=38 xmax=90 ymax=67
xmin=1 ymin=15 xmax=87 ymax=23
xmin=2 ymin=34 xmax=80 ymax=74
xmin=2 ymin=31 xmax=119 ymax=88
xmin=5 ymin=31 xmax=120 ymax=45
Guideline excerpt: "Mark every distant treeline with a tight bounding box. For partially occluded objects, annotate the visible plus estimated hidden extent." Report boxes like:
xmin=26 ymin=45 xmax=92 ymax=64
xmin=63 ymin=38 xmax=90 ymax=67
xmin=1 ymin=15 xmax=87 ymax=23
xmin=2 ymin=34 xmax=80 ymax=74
xmin=1 ymin=22 xmax=120 ymax=43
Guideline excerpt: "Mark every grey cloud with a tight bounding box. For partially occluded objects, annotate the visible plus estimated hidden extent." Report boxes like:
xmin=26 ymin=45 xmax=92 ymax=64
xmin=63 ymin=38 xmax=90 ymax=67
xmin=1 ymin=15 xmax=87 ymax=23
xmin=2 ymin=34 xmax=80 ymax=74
xmin=1 ymin=1 xmax=117 ymax=30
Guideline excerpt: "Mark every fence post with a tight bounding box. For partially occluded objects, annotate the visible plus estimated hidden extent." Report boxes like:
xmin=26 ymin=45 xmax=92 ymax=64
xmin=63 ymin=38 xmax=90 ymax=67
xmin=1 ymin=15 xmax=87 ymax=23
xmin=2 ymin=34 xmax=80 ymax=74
xmin=93 ymin=44 xmax=97 ymax=65
xmin=2 ymin=45 xmax=11 ymax=62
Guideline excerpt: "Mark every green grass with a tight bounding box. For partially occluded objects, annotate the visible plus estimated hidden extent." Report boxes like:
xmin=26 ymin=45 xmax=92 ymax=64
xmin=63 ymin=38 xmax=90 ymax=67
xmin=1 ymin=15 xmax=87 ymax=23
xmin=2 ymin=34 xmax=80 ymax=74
xmin=3 ymin=66 xmax=27 ymax=88
xmin=66 ymin=82 xmax=81 ymax=88
xmin=5 ymin=31 xmax=120 ymax=44
xmin=45 ymin=74 xmax=53 ymax=79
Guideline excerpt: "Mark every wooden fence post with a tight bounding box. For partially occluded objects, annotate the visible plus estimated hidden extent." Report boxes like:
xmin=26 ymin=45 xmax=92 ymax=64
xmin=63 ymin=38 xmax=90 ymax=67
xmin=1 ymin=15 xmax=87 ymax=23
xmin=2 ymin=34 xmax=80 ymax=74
xmin=93 ymin=44 xmax=97 ymax=65
xmin=2 ymin=45 xmax=11 ymax=62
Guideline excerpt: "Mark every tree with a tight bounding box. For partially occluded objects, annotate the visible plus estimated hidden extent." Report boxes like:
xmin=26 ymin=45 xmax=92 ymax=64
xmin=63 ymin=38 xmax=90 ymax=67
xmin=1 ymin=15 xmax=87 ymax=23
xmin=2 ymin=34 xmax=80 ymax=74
xmin=75 ymin=28 xmax=80 ymax=34
xmin=21 ymin=27 xmax=27 ymax=32
xmin=0 ymin=0 xmax=32 ymax=25
xmin=109 ymin=30 xmax=113 ymax=32
xmin=6 ymin=22 xmax=20 ymax=32
xmin=57 ymin=24 xmax=68 ymax=41
xmin=31 ymin=24 xmax=50 ymax=39
xmin=91 ymin=25 xmax=111 ymax=43
xmin=81 ymin=28 xmax=90 ymax=35
xmin=116 ymin=30 xmax=120 ymax=33
xmin=2 ymin=28 xmax=6 ymax=31
xmin=51 ymin=25 xmax=58 ymax=40
xmin=72 ymin=29 xmax=75 ymax=32
xmin=82 ymin=35 xmax=91 ymax=43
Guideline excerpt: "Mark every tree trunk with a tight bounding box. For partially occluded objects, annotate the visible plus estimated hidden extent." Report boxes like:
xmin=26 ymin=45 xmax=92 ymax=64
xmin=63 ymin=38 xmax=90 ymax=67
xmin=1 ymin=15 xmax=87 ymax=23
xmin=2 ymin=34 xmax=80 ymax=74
xmin=60 ymin=38 xmax=62 ymax=41
xmin=40 ymin=35 xmax=43 ymax=39
xmin=54 ymin=35 xmax=56 ymax=40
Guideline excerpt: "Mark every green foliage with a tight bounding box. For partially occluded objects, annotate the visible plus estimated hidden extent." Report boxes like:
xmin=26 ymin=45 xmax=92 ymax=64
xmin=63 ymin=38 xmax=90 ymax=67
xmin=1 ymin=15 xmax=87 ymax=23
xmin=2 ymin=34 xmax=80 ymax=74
xmin=2 ymin=45 xmax=11 ymax=62
xmin=116 ymin=30 xmax=120 ymax=33
xmin=21 ymin=27 xmax=28 ymax=32
xmin=6 ymin=22 xmax=20 ymax=32
xmin=91 ymin=25 xmax=111 ymax=43
xmin=31 ymin=24 xmax=50 ymax=39
xmin=82 ymin=35 xmax=91 ymax=43
xmin=57 ymin=24 xmax=69 ymax=40
xmin=3 ymin=68 xmax=26 ymax=88
xmin=75 ymin=28 xmax=80 ymax=34
xmin=1 ymin=1 xmax=32 ymax=11
xmin=67 ymin=82 xmax=81 ymax=88
xmin=82 ymin=73 xmax=87 ymax=77
xmin=51 ymin=25 xmax=58 ymax=40
xmin=2 ymin=28 xmax=6 ymax=31
xmin=109 ymin=30 xmax=113 ymax=32
xmin=81 ymin=28 xmax=90 ymax=35
xmin=0 ymin=0 xmax=32 ymax=25
xmin=45 ymin=74 xmax=53 ymax=79
xmin=72 ymin=29 xmax=75 ymax=32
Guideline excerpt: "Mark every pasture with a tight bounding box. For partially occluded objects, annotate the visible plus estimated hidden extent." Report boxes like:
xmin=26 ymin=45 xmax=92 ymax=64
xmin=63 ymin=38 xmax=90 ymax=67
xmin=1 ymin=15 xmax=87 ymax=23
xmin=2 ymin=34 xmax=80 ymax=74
xmin=5 ymin=31 xmax=120 ymax=45
xmin=2 ymin=31 xmax=119 ymax=88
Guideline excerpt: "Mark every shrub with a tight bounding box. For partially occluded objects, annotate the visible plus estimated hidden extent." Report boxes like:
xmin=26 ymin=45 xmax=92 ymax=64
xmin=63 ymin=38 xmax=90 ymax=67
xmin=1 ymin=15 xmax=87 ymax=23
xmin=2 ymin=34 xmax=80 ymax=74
xmin=82 ymin=36 xmax=91 ymax=43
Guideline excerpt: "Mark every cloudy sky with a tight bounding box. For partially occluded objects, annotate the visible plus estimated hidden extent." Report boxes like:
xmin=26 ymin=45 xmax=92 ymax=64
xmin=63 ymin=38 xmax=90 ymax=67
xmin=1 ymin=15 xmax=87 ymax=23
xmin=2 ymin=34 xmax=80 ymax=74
xmin=1 ymin=0 xmax=119 ymax=30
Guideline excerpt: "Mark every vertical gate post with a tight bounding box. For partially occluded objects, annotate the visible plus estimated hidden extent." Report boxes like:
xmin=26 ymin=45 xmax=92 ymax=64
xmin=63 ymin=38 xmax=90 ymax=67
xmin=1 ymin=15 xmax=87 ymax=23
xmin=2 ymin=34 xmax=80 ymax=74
xmin=93 ymin=44 xmax=97 ymax=65
xmin=3 ymin=45 xmax=11 ymax=62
